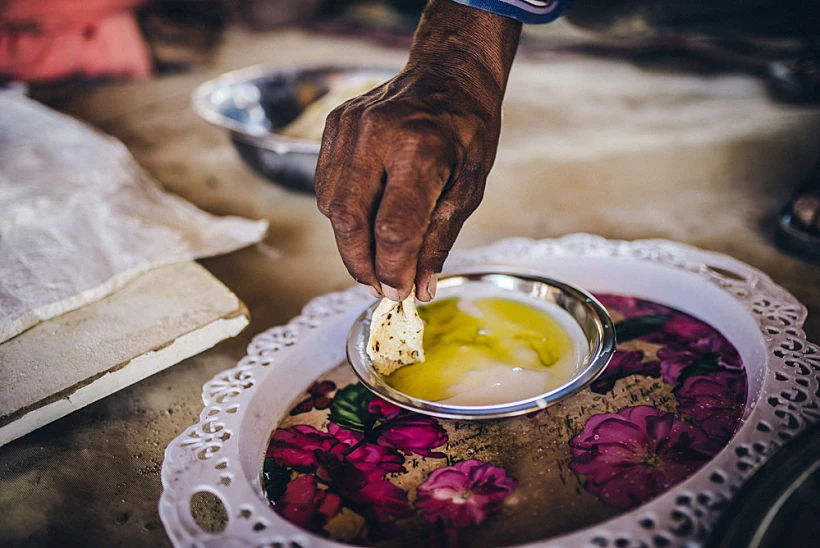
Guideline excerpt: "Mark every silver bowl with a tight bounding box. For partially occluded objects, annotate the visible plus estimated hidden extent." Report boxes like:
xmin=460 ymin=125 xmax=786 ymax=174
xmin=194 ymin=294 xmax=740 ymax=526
xmin=346 ymin=271 xmax=616 ymax=420
xmin=192 ymin=65 xmax=397 ymax=193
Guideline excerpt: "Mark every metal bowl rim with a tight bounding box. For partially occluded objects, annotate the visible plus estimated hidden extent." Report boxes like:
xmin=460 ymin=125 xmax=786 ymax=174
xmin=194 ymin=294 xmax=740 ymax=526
xmin=191 ymin=63 xmax=400 ymax=154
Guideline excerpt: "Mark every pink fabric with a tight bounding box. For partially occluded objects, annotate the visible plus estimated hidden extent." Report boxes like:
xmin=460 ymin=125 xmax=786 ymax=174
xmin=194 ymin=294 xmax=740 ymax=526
xmin=0 ymin=0 xmax=151 ymax=82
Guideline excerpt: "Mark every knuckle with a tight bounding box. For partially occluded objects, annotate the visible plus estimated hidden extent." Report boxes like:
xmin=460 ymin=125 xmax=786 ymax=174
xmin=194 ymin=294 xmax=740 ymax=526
xmin=431 ymin=200 xmax=459 ymax=223
xmin=314 ymin=175 xmax=333 ymax=217
xmin=384 ymin=78 xmax=403 ymax=96
xmin=374 ymin=218 xmax=420 ymax=247
xmin=324 ymin=106 xmax=344 ymax=132
xmin=316 ymin=195 xmax=332 ymax=217
xmin=329 ymin=202 xmax=367 ymax=237
xmin=456 ymin=182 xmax=486 ymax=216
xmin=333 ymin=102 xmax=363 ymax=132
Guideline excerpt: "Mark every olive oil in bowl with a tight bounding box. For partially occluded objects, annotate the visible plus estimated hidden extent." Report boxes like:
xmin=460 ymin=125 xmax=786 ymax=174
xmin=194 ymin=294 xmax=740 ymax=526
xmin=386 ymin=289 xmax=585 ymax=406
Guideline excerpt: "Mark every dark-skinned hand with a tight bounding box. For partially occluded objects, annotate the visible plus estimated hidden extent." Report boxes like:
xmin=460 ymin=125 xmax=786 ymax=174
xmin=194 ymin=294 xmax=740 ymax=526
xmin=315 ymin=0 xmax=522 ymax=301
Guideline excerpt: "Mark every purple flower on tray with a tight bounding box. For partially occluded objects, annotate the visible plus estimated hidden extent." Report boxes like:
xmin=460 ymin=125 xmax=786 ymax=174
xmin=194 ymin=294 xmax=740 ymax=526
xmin=341 ymin=439 xmax=406 ymax=480
xmin=643 ymin=314 xmax=717 ymax=344
xmin=268 ymin=386 xmax=454 ymax=531
xmin=675 ymin=372 xmax=747 ymax=440
xmin=275 ymin=474 xmax=342 ymax=533
xmin=416 ymin=459 xmax=518 ymax=528
xmin=590 ymin=350 xmax=661 ymax=394
xmin=368 ymin=398 xmax=404 ymax=421
xmin=267 ymin=424 xmax=342 ymax=471
xmin=289 ymin=380 xmax=336 ymax=416
xmin=376 ymin=415 xmax=449 ymax=458
xmin=648 ymin=316 xmax=742 ymax=367
xmin=595 ymin=294 xmax=674 ymax=319
xmin=366 ymin=397 xmax=448 ymax=458
xmin=312 ymin=450 xmax=413 ymax=520
xmin=267 ymin=424 xmax=405 ymax=478
xmin=348 ymin=477 xmax=415 ymax=521
xmin=658 ymin=337 xmax=742 ymax=386
xmin=569 ymin=406 xmax=721 ymax=509
xmin=269 ymin=423 xmax=411 ymax=524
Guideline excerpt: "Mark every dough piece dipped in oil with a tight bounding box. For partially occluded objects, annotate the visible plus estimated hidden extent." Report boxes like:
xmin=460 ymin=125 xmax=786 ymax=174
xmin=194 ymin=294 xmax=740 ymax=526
xmin=367 ymin=290 xmax=425 ymax=376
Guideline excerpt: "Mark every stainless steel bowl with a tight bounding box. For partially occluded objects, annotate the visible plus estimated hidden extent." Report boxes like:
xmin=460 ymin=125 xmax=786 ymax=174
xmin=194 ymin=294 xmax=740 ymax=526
xmin=346 ymin=271 xmax=616 ymax=420
xmin=192 ymin=65 xmax=397 ymax=193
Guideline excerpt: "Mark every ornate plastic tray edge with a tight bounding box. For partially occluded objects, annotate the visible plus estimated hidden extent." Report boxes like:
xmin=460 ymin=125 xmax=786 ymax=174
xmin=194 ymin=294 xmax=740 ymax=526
xmin=159 ymin=234 xmax=820 ymax=548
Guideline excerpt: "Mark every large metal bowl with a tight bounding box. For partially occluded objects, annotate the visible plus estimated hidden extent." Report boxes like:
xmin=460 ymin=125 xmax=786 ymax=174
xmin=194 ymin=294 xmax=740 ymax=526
xmin=192 ymin=65 xmax=397 ymax=193
xmin=346 ymin=271 xmax=617 ymax=420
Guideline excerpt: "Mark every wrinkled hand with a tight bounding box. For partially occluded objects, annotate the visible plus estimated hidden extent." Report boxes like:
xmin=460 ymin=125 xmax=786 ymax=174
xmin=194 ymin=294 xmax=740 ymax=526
xmin=315 ymin=0 xmax=520 ymax=302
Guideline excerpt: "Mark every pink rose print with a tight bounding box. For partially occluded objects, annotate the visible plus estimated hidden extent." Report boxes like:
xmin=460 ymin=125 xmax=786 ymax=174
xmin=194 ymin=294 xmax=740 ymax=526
xmin=268 ymin=424 xmax=405 ymax=478
xmin=326 ymin=422 xmax=362 ymax=447
xmin=376 ymin=415 xmax=448 ymax=458
xmin=648 ymin=316 xmax=742 ymax=372
xmin=658 ymin=338 xmax=742 ymax=386
xmin=416 ymin=459 xmax=518 ymax=528
xmin=569 ymin=406 xmax=721 ymax=509
xmin=367 ymin=397 xmax=448 ymax=458
xmin=643 ymin=314 xmax=717 ymax=344
xmin=312 ymin=450 xmax=412 ymax=519
xmin=368 ymin=398 xmax=403 ymax=420
xmin=675 ymin=372 xmax=747 ymax=440
xmin=275 ymin=475 xmax=342 ymax=533
xmin=344 ymin=438 xmax=407 ymax=479
xmin=267 ymin=424 xmax=342 ymax=471
xmin=347 ymin=478 xmax=415 ymax=521
xmin=595 ymin=294 xmax=674 ymax=318
xmin=590 ymin=350 xmax=660 ymax=394
xmin=290 ymin=380 xmax=336 ymax=416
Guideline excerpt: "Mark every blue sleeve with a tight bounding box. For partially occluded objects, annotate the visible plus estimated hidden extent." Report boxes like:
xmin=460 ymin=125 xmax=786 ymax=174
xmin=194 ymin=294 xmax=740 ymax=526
xmin=448 ymin=0 xmax=569 ymax=25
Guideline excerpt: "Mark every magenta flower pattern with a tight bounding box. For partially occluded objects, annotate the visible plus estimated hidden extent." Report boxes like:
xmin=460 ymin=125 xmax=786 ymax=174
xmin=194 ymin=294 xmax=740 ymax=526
xmin=416 ymin=459 xmax=518 ymax=528
xmin=658 ymin=333 xmax=743 ymax=386
xmin=264 ymin=294 xmax=747 ymax=542
xmin=275 ymin=475 xmax=342 ymax=531
xmin=591 ymin=350 xmax=660 ymax=394
xmin=569 ymin=406 xmax=721 ymax=509
xmin=568 ymin=294 xmax=747 ymax=510
xmin=596 ymin=295 xmax=674 ymax=319
xmin=375 ymin=415 xmax=449 ymax=458
xmin=289 ymin=380 xmax=336 ymax=415
xmin=264 ymin=382 xmax=457 ymax=536
xmin=675 ymin=372 xmax=747 ymax=439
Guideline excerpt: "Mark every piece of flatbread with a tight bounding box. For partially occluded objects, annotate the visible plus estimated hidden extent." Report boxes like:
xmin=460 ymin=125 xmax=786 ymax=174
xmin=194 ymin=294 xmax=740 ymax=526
xmin=367 ymin=290 xmax=425 ymax=376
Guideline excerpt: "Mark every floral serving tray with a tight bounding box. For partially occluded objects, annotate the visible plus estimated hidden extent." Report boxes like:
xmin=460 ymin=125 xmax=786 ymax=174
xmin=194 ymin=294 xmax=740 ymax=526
xmin=159 ymin=235 xmax=820 ymax=548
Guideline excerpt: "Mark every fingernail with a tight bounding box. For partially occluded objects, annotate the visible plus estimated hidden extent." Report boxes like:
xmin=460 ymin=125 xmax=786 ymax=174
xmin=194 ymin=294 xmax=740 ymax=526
xmin=381 ymin=283 xmax=401 ymax=301
xmin=427 ymin=274 xmax=438 ymax=300
xmin=360 ymin=284 xmax=381 ymax=298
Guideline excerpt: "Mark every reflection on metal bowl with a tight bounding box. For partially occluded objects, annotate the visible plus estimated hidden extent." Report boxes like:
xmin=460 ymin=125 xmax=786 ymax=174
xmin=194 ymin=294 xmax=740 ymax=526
xmin=192 ymin=65 xmax=397 ymax=193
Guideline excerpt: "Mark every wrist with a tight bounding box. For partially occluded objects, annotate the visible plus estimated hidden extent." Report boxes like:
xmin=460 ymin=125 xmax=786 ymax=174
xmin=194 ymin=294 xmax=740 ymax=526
xmin=407 ymin=0 xmax=521 ymax=97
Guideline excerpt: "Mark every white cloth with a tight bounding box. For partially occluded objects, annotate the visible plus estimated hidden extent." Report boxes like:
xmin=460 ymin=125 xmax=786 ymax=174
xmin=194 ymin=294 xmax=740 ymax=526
xmin=0 ymin=91 xmax=268 ymax=344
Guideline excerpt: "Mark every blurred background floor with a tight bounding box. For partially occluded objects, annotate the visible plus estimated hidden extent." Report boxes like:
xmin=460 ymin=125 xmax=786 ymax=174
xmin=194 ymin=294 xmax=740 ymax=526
xmin=1 ymin=20 xmax=820 ymax=547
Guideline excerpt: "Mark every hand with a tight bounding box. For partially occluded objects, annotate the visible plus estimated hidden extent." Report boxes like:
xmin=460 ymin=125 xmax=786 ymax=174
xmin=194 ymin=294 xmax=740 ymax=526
xmin=315 ymin=0 xmax=521 ymax=302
